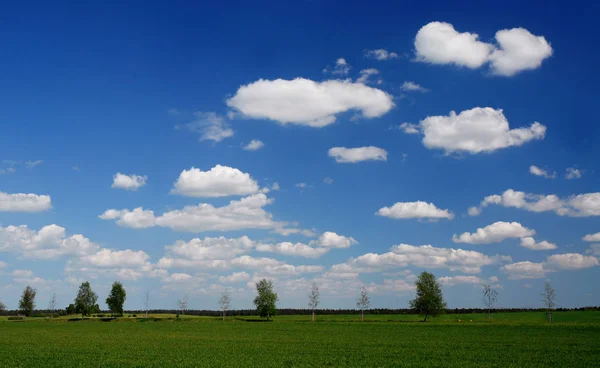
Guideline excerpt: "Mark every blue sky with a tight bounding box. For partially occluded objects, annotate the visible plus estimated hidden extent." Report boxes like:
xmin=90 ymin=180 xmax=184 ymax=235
xmin=1 ymin=0 xmax=599 ymax=311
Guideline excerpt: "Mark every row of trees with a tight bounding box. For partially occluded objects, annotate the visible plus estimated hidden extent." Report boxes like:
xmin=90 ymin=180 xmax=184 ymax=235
xmin=3 ymin=281 xmax=127 ymax=318
xmin=1 ymin=274 xmax=558 ymax=322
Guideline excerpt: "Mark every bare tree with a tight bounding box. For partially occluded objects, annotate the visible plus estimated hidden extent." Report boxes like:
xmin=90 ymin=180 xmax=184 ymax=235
xmin=177 ymin=294 xmax=189 ymax=315
xmin=483 ymin=284 xmax=498 ymax=322
xmin=308 ymin=283 xmax=320 ymax=322
xmin=541 ymin=281 xmax=556 ymax=323
xmin=144 ymin=289 xmax=151 ymax=319
xmin=356 ymin=287 xmax=370 ymax=322
xmin=219 ymin=289 xmax=231 ymax=321
xmin=48 ymin=292 xmax=57 ymax=317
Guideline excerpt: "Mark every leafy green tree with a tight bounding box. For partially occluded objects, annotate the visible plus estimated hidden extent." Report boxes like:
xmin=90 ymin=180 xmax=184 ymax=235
xmin=106 ymin=281 xmax=127 ymax=316
xmin=0 ymin=299 xmax=6 ymax=312
xmin=74 ymin=282 xmax=98 ymax=319
xmin=253 ymin=279 xmax=278 ymax=320
xmin=409 ymin=271 xmax=446 ymax=322
xmin=66 ymin=303 xmax=76 ymax=315
xmin=19 ymin=285 xmax=36 ymax=317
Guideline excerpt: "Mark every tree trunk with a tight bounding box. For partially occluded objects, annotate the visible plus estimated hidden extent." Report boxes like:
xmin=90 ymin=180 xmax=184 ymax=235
xmin=223 ymin=310 xmax=225 ymax=321
xmin=361 ymin=310 xmax=364 ymax=322
xmin=424 ymin=313 xmax=428 ymax=322
xmin=312 ymin=310 xmax=315 ymax=322
xmin=145 ymin=310 xmax=148 ymax=319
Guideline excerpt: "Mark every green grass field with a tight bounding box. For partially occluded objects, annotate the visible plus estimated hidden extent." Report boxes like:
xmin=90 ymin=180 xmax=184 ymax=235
xmin=1 ymin=312 xmax=599 ymax=367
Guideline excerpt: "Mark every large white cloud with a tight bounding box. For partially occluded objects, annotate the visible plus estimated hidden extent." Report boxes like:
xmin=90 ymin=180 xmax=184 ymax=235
xmin=163 ymin=236 xmax=255 ymax=262
xmin=502 ymin=253 xmax=598 ymax=279
xmin=256 ymin=242 xmax=329 ymax=258
xmin=226 ymin=78 xmax=394 ymax=127
xmin=336 ymin=243 xmax=509 ymax=275
xmin=488 ymin=28 xmax=553 ymax=76
xmin=470 ymin=189 xmax=600 ymax=217
xmin=155 ymin=194 xmax=279 ymax=233
xmin=219 ymin=271 xmax=251 ymax=283
xmin=328 ymin=146 xmax=388 ymax=163
xmin=99 ymin=207 xmax=156 ymax=228
xmin=501 ymin=261 xmax=547 ymax=280
xmin=100 ymin=193 xmax=290 ymax=233
xmin=583 ymin=232 xmax=600 ymax=242
xmin=452 ymin=221 xmax=535 ymax=244
xmin=415 ymin=22 xmax=552 ymax=76
xmin=415 ymin=22 xmax=494 ymax=68
xmin=376 ymin=201 xmax=453 ymax=220
xmin=519 ymin=237 xmax=557 ymax=250
xmin=79 ymin=249 xmax=151 ymax=268
xmin=256 ymin=231 xmax=357 ymax=258
xmin=0 ymin=224 xmax=99 ymax=259
xmin=313 ymin=232 xmax=357 ymax=249
xmin=439 ymin=275 xmax=499 ymax=286
xmin=111 ymin=173 xmax=147 ymax=191
xmin=545 ymin=253 xmax=599 ymax=270
xmin=170 ymin=165 xmax=260 ymax=198
xmin=410 ymin=107 xmax=546 ymax=154
xmin=0 ymin=192 xmax=52 ymax=212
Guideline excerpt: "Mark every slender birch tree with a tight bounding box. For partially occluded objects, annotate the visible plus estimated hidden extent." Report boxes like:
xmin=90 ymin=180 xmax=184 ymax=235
xmin=356 ymin=287 xmax=370 ymax=322
xmin=308 ymin=283 xmax=320 ymax=322
xmin=541 ymin=281 xmax=556 ymax=323
xmin=219 ymin=289 xmax=231 ymax=321
xmin=483 ymin=284 xmax=498 ymax=322
xmin=177 ymin=294 xmax=189 ymax=315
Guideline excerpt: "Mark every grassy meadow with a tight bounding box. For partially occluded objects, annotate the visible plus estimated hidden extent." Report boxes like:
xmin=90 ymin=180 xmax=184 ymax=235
xmin=1 ymin=312 xmax=599 ymax=367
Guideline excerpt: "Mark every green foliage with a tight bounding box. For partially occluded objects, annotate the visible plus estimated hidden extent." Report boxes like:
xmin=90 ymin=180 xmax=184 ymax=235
xmin=106 ymin=281 xmax=127 ymax=316
xmin=66 ymin=304 xmax=76 ymax=315
xmin=0 ymin=299 xmax=6 ymax=312
xmin=19 ymin=286 xmax=36 ymax=317
xmin=409 ymin=271 xmax=446 ymax=322
xmin=253 ymin=279 xmax=278 ymax=320
xmin=74 ymin=282 xmax=98 ymax=318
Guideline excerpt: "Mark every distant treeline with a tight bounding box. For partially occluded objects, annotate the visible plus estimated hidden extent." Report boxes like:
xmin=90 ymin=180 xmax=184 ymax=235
xmin=3 ymin=306 xmax=599 ymax=317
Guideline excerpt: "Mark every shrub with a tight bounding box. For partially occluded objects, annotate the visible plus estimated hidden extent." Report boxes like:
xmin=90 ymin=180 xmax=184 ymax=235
xmin=8 ymin=316 xmax=25 ymax=321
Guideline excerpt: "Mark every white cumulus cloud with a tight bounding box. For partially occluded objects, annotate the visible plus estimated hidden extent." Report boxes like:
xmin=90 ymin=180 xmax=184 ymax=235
xmin=377 ymin=201 xmax=454 ymax=220
xmin=111 ymin=173 xmax=147 ymax=191
xmin=171 ymin=165 xmax=260 ymax=198
xmin=583 ymin=232 xmax=600 ymax=242
xmin=415 ymin=21 xmax=493 ymax=68
xmin=328 ymin=146 xmax=388 ymax=163
xmin=519 ymin=237 xmax=557 ymax=250
xmin=0 ymin=192 xmax=52 ymax=212
xmin=488 ymin=28 xmax=553 ymax=76
xmin=529 ymin=165 xmax=555 ymax=179
xmin=226 ymin=78 xmax=394 ymax=127
xmin=470 ymin=189 xmax=600 ymax=217
xmin=411 ymin=107 xmax=545 ymax=154
xmin=0 ymin=224 xmax=99 ymax=260
xmin=415 ymin=22 xmax=552 ymax=76
xmin=243 ymin=140 xmax=264 ymax=151
xmin=452 ymin=221 xmax=535 ymax=244
xmin=401 ymin=81 xmax=429 ymax=93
